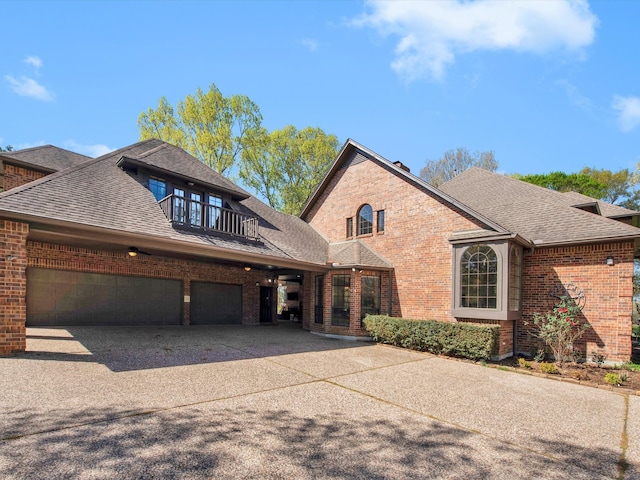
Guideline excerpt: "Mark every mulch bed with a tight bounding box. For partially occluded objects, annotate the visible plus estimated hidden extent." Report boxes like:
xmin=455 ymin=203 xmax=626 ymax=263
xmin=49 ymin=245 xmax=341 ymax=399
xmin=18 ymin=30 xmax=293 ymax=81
xmin=488 ymin=343 xmax=640 ymax=394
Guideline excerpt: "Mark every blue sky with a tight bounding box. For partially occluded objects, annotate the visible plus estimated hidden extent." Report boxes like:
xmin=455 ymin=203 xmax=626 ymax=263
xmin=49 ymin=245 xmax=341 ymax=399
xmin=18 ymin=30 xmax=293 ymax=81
xmin=2 ymin=0 xmax=639 ymax=181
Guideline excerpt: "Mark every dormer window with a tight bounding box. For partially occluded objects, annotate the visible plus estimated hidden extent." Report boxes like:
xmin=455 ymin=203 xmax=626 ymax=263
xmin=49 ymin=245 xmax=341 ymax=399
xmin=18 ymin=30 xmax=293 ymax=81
xmin=149 ymin=177 xmax=166 ymax=201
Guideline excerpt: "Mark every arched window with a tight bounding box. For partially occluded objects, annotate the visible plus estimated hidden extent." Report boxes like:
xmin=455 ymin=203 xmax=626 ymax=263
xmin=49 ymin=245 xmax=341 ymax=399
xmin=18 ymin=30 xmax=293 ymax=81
xmin=460 ymin=245 xmax=498 ymax=309
xmin=357 ymin=204 xmax=373 ymax=235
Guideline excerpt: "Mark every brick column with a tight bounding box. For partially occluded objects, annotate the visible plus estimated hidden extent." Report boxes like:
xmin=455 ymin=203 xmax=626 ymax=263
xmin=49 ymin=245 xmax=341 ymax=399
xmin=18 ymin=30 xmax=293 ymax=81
xmin=0 ymin=220 xmax=28 ymax=355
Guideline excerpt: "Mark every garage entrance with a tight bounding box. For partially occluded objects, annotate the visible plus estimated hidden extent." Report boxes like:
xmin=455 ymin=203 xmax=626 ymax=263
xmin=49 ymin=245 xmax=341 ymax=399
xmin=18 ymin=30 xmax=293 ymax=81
xmin=26 ymin=268 xmax=182 ymax=326
xmin=190 ymin=282 xmax=242 ymax=325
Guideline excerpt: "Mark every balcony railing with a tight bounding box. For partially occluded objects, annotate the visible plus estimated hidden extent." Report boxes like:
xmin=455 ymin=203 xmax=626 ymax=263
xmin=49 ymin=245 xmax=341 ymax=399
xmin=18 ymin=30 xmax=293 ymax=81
xmin=159 ymin=194 xmax=260 ymax=241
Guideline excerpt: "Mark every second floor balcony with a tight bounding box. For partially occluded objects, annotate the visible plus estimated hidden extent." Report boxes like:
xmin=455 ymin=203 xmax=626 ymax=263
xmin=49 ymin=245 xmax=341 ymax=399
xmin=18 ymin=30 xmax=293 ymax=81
xmin=159 ymin=194 xmax=260 ymax=241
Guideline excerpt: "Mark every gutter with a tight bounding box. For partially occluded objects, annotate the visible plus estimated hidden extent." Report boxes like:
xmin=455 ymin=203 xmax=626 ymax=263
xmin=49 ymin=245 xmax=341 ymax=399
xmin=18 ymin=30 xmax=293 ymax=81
xmin=1 ymin=210 xmax=328 ymax=273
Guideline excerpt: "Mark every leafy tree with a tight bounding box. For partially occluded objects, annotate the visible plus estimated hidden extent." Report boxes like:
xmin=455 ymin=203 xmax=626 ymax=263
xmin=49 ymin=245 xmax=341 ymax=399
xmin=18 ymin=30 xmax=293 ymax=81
xmin=516 ymin=167 xmax=640 ymax=211
xmin=420 ymin=148 xmax=497 ymax=187
xmin=240 ymin=126 xmax=340 ymax=215
xmin=514 ymin=172 xmax=608 ymax=199
xmin=138 ymin=84 xmax=263 ymax=176
xmin=580 ymin=167 xmax=640 ymax=211
xmin=0 ymin=145 xmax=14 ymax=152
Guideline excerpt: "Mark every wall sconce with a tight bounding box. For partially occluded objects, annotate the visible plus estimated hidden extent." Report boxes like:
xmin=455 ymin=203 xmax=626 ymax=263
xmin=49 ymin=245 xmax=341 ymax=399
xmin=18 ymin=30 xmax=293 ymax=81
xmin=128 ymin=247 xmax=138 ymax=257
xmin=606 ymin=256 xmax=614 ymax=266
xmin=244 ymin=265 xmax=252 ymax=272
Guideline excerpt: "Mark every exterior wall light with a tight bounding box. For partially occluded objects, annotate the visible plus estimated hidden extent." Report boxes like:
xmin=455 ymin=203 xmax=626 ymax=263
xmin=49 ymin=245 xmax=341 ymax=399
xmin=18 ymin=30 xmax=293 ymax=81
xmin=128 ymin=247 xmax=138 ymax=257
xmin=606 ymin=256 xmax=614 ymax=266
xmin=244 ymin=265 xmax=251 ymax=272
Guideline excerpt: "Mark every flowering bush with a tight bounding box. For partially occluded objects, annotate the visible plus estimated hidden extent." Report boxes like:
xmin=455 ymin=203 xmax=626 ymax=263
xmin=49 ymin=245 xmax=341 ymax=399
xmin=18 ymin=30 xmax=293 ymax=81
xmin=525 ymin=295 xmax=590 ymax=365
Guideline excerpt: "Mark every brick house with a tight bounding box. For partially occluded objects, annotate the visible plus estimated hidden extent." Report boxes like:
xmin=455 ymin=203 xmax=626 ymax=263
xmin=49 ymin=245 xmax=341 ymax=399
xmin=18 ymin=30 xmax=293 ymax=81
xmin=300 ymin=140 xmax=640 ymax=362
xmin=1 ymin=138 xmax=638 ymax=362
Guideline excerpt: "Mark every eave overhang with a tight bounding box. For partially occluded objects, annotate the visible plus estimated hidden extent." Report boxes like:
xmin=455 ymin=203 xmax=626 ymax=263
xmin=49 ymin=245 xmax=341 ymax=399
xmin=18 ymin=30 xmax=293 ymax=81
xmin=117 ymin=156 xmax=249 ymax=201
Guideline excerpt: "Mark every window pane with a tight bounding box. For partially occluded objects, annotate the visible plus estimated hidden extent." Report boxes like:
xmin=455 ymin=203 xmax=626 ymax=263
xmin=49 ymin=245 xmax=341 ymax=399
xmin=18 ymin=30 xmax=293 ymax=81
xmin=190 ymin=192 xmax=202 ymax=227
xmin=207 ymin=194 xmax=222 ymax=229
xmin=377 ymin=210 xmax=385 ymax=232
xmin=149 ymin=177 xmax=166 ymax=201
xmin=357 ymin=204 xmax=373 ymax=235
xmin=361 ymin=276 xmax=381 ymax=322
xmin=314 ymin=275 xmax=324 ymax=324
xmin=331 ymin=275 xmax=350 ymax=326
xmin=173 ymin=188 xmax=186 ymax=223
xmin=460 ymin=245 xmax=498 ymax=310
xmin=346 ymin=217 xmax=353 ymax=238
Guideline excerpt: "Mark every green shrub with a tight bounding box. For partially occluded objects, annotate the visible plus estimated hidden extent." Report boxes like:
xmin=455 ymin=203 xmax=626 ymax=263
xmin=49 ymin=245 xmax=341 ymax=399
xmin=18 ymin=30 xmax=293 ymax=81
xmin=539 ymin=362 xmax=559 ymax=374
xmin=604 ymin=372 xmax=627 ymax=386
xmin=517 ymin=357 xmax=532 ymax=369
xmin=362 ymin=315 xmax=499 ymax=361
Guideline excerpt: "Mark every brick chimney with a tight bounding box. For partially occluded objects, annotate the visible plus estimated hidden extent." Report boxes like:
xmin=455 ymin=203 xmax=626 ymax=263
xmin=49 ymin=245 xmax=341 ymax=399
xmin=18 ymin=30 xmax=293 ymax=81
xmin=393 ymin=161 xmax=410 ymax=173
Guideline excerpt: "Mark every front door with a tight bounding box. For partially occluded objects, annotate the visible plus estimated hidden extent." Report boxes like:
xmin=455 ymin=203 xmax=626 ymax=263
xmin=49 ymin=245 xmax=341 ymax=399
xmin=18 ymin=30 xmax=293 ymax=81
xmin=260 ymin=286 xmax=273 ymax=323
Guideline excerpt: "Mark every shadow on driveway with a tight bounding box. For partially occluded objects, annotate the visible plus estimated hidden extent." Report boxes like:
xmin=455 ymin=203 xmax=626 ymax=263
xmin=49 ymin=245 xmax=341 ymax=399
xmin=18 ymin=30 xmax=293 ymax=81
xmin=0 ymin=404 xmax=618 ymax=479
xmin=23 ymin=322 xmax=372 ymax=372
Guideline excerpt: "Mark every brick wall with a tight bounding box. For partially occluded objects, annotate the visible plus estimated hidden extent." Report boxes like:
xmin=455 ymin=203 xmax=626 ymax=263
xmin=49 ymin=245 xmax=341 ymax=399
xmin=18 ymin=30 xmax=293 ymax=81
xmin=26 ymin=241 xmax=275 ymax=325
xmin=519 ymin=242 xmax=634 ymax=362
xmin=304 ymin=151 xmax=485 ymax=328
xmin=3 ymin=164 xmax=48 ymax=191
xmin=0 ymin=220 xmax=29 ymax=354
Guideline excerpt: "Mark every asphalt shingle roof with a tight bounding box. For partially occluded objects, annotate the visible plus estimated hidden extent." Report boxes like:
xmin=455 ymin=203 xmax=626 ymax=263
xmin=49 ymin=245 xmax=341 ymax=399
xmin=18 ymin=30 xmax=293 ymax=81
xmin=118 ymin=139 xmax=249 ymax=199
xmin=328 ymin=240 xmax=393 ymax=269
xmin=560 ymin=191 xmax=639 ymax=218
xmin=0 ymin=140 xmax=328 ymax=266
xmin=1 ymin=145 xmax=92 ymax=172
xmin=440 ymin=168 xmax=640 ymax=246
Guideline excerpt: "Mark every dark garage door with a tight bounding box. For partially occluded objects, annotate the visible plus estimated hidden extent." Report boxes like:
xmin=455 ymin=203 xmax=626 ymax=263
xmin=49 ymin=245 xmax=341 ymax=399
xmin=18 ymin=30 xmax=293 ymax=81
xmin=190 ymin=282 xmax=242 ymax=325
xmin=27 ymin=268 xmax=182 ymax=326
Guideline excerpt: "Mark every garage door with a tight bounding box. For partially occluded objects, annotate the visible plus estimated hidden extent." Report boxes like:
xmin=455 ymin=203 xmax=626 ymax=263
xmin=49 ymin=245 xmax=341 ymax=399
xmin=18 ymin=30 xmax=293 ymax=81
xmin=26 ymin=268 xmax=182 ymax=326
xmin=190 ymin=282 xmax=242 ymax=325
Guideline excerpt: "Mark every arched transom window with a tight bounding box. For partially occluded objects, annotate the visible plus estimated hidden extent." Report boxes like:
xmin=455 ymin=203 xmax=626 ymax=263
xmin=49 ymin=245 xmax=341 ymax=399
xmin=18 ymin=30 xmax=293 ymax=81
xmin=461 ymin=245 xmax=498 ymax=309
xmin=357 ymin=204 xmax=373 ymax=235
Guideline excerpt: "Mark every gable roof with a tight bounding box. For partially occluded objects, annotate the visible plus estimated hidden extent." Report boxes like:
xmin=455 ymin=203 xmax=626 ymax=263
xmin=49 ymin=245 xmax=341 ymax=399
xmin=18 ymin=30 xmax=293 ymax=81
xmin=440 ymin=168 xmax=640 ymax=247
xmin=0 ymin=139 xmax=328 ymax=269
xmin=0 ymin=145 xmax=92 ymax=172
xmin=300 ymin=139 xmax=508 ymax=235
xmin=328 ymin=240 xmax=393 ymax=269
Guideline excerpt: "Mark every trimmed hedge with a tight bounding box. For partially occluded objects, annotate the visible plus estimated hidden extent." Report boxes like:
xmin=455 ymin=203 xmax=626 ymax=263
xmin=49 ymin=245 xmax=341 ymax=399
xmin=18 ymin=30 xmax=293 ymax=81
xmin=363 ymin=315 xmax=499 ymax=361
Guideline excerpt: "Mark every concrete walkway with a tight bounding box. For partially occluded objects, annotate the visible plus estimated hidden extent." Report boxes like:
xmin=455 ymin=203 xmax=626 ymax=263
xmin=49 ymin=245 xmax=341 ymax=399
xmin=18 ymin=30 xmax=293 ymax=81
xmin=0 ymin=322 xmax=637 ymax=479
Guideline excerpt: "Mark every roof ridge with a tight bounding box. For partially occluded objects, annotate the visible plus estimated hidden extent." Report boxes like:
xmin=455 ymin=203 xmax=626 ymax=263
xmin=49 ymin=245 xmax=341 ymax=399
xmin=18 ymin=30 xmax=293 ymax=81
xmin=301 ymin=139 xmax=511 ymax=235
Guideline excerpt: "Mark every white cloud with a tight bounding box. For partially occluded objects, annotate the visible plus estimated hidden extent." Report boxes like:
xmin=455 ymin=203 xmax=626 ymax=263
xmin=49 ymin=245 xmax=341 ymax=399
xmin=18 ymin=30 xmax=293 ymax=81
xmin=5 ymin=75 xmax=54 ymax=101
xmin=301 ymin=38 xmax=319 ymax=52
xmin=24 ymin=56 xmax=43 ymax=70
xmin=612 ymin=95 xmax=640 ymax=133
xmin=352 ymin=0 xmax=598 ymax=81
xmin=64 ymin=140 xmax=115 ymax=158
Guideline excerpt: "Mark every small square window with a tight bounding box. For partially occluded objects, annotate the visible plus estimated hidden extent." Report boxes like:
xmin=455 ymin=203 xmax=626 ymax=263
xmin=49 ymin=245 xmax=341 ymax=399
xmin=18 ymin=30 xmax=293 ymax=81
xmin=377 ymin=210 xmax=385 ymax=233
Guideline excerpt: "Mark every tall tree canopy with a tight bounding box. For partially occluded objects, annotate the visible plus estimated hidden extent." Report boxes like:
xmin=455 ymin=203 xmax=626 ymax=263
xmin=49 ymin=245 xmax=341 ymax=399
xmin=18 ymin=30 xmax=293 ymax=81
xmin=139 ymin=83 xmax=340 ymax=214
xmin=516 ymin=167 xmax=640 ymax=211
xmin=138 ymin=84 xmax=262 ymax=176
xmin=240 ymin=126 xmax=340 ymax=215
xmin=419 ymin=148 xmax=497 ymax=187
xmin=514 ymin=172 xmax=608 ymax=199
xmin=0 ymin=145 xmax=13 ymax=152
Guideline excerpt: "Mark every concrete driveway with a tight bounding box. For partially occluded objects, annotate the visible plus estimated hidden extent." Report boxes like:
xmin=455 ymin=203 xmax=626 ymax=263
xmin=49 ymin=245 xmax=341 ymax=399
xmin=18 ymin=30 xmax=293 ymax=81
xmin=0 ymin=322 xmax=637 ymax=479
